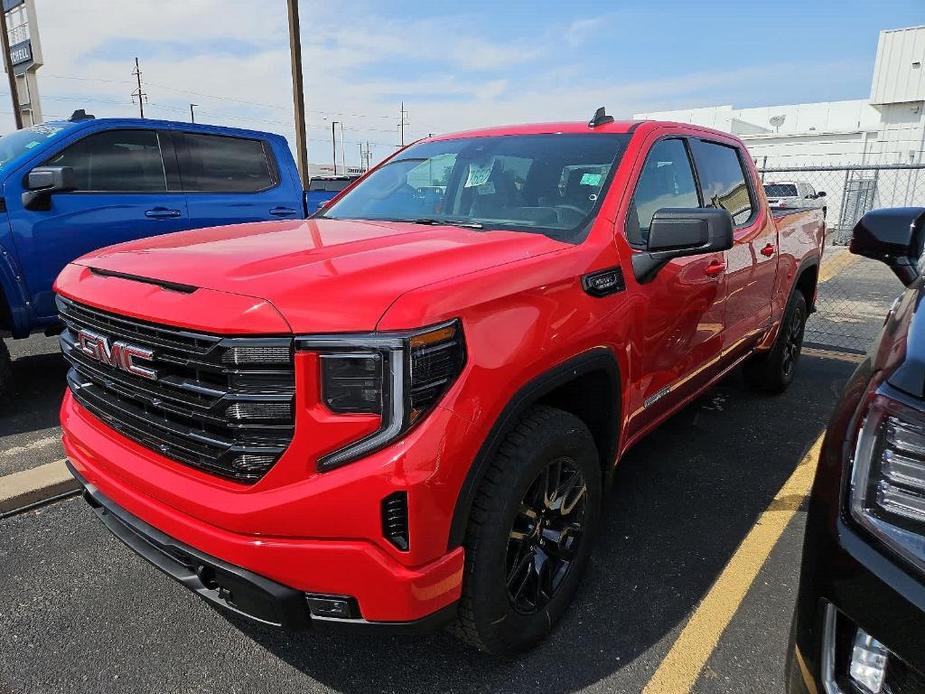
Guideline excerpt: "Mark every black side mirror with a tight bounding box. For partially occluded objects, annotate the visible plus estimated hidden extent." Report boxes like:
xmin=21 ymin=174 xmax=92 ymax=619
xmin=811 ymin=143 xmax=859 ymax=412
xmin=850 ymin=207 xmax=925 ymax=286
xmin=26 ymin=166 xmax=75 ymax=192
xmin=817 ymin=191 xmax=826 ymax=198
xmin=632 ymin=208 xmax=734 ymax=283
xmin=22 ymin=166 xmax=76 ymax=211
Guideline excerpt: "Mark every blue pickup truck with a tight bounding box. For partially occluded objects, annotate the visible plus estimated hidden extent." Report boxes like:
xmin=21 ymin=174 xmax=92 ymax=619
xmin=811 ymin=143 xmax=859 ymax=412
xmin=0 ymin=112 xmax=309 ymax=398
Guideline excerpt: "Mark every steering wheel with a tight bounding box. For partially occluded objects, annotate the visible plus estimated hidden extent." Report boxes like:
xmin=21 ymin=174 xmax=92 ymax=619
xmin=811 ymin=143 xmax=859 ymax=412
xmin=556 ymin=204 xmax=590 ymax=224
xmin=557 ymin=204 xmax=589 ymax=216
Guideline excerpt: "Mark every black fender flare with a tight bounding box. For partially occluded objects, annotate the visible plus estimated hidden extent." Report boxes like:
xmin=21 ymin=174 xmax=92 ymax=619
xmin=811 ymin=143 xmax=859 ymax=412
xmin=760 ymin=254 xmax=820 ymax=351
xmin=446 ymin=347 xmax=622 ymax=550
xmin=793 ymin=253 xmax=821 ymax=311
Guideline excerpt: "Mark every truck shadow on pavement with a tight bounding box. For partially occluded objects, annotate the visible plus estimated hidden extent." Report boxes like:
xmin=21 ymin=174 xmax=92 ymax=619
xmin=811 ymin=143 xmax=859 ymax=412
xmin=227 ymin=354 xmax=858 ymax=693
xmin=0 ymin=351 xmax=68 ymax=438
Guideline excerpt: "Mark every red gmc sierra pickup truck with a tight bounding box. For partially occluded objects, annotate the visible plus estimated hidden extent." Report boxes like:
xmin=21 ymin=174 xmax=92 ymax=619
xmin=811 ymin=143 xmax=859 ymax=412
xmin=56 ymin=110 xmax=824 ymax=653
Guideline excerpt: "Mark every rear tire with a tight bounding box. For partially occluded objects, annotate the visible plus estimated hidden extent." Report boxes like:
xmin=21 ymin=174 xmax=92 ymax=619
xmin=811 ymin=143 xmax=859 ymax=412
xmin=0 ymin=339 xmax=13 ymax=405
xmin=744 ymin=291 xmax=808 ymax=394
xmin=451 ymin=405 xmax=602 ymax=654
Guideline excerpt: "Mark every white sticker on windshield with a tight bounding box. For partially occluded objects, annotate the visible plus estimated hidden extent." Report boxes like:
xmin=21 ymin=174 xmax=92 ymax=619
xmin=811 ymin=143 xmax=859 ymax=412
xmin=465 ymin=160 xmax=493 ymax=188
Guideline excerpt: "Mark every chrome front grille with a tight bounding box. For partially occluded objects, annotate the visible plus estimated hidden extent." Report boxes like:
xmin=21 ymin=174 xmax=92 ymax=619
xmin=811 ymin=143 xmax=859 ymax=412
xmin=58 ymin=296 xmax=295 ymax=483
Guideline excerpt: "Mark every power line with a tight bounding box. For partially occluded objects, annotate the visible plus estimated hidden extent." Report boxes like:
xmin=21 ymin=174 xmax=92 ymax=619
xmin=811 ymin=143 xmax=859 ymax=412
xmin=44 ymin=72 xmax=440 ymax=131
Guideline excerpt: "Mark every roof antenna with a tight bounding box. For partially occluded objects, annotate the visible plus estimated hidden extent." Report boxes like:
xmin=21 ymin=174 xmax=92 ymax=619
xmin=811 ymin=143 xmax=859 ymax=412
xmin=69 ymin=109 xmax=95 ymax=122
xmin=588 ymin=106 xmax=614 ymax=128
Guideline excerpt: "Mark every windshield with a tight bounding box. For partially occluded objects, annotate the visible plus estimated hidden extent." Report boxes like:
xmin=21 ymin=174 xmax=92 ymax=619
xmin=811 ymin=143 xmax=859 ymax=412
xmin=322 ymin=133 xmax=631 ymax=242
xmin=0 ymin=122 xmax=72 ymax=169
xmin=764 ymin=183 xmax=797 ymax=198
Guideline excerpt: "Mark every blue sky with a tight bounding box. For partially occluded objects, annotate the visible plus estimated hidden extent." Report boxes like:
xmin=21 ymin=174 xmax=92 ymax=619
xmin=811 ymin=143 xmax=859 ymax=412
xmin=18 ymin=0 xmax=925 ymax=166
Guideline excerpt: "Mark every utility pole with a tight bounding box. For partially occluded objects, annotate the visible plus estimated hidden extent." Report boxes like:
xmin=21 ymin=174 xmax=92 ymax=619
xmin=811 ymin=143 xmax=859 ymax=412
xmin=331 ymin=121 xmax=339 ymax=176
xmin=0 ymin=5 xmax=22 ymax=130
xmin=189 ymin=103 xmax=197 ymax=123
xmin=339 ymin=121 xmax=345 ymax=174
xmin=399 ymin=101 xmax=408 ymax=147
xmin=286 ymin=0 xmax=309 ymax=187
xmin=131 ymin=57 xmax=146 ymax=118
xmin=358 ymin=143 xmax=363 ymax=171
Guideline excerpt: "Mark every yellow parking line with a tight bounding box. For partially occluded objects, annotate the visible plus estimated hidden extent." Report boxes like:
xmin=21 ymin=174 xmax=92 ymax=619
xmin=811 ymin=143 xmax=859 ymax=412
xmin=818 ymin=250 xmax=859 ymax=284
xmin=802 ymin=347 xmax=865 ymax=364
xmin=642 ymin=434 xmax=825 ymax=694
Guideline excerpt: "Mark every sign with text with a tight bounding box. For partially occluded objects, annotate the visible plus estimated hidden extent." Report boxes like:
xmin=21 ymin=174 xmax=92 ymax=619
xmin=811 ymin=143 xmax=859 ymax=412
xmin=9 ymin=38 xmax=30 ymax=66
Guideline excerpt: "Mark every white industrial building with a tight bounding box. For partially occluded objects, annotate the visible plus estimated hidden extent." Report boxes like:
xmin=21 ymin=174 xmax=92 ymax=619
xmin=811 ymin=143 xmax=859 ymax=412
xmin=635 ymin=25 xmax=925 ymax=228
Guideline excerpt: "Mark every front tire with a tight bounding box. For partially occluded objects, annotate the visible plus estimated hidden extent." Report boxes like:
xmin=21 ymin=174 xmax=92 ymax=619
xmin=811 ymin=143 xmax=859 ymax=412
xmin=451 ymin=405 xmax=601 ymax=654
xmin=744 ymin=291 xmax=808 ymax=394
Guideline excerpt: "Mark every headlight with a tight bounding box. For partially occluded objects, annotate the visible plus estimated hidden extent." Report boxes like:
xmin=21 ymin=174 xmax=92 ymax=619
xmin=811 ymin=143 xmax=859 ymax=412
xmin=299 ymin=320 xmax=465 ymax=470
xmin=850 ymin=390 xmax=925 ymax=572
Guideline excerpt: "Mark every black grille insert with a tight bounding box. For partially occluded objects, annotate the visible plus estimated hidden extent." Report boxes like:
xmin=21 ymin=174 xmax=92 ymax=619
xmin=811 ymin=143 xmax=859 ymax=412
xmin=382 ymin=492 xmax=409 ymax=551
xmin=58 ymin=296 xmax=294 ymax=483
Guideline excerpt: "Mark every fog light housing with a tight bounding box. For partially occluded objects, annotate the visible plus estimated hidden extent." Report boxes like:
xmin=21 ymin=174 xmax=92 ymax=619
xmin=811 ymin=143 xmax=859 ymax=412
xmin=850 ymin=628 xmax=889 ymax=694
xmin=305 ymin=594 xmax=356 ymax=620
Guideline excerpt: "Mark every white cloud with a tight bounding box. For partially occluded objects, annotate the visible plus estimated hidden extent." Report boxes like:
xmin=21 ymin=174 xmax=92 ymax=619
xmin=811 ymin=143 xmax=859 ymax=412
xmin=4 ymin=1 xmax=866 ymax=168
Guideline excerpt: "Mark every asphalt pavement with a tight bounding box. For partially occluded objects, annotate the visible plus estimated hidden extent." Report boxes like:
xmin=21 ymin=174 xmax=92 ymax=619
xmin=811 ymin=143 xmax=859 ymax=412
xmin=0 ymin=334 xmax=67 ymax=477
xmin=0 ymin=351 xmax=857 ymax=694
xmin=0 ymin=242 xmax=900 ymax=693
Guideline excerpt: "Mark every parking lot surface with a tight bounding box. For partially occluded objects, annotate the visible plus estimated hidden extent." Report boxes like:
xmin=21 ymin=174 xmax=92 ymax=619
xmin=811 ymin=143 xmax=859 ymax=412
xmin=0 ymin=334 xmax=66 ymax=477
xmin=0 ymin=349 xmax=856 ymax=694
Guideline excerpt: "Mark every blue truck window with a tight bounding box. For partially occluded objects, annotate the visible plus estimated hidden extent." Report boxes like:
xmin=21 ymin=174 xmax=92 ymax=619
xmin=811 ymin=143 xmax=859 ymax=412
xmin=178 ymin=133 xmax=277 ymax=193
xmin=44 ymin=129 xmax=167 ymax=192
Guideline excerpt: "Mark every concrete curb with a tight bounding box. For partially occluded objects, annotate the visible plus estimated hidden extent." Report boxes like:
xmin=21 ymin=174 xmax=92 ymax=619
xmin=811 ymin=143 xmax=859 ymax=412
xmin=0 ymin=459 xmax=79 ymax=515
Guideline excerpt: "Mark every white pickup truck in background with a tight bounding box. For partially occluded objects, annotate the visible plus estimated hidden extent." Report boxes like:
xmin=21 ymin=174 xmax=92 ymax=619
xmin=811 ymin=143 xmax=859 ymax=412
xmin=763 ymin=180 xmax=827 ymax=218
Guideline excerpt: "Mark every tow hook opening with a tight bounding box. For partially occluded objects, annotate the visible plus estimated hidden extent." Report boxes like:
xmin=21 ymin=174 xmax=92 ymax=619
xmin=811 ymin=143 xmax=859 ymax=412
xmin=196 ymin=564 xmax=219 ymax=591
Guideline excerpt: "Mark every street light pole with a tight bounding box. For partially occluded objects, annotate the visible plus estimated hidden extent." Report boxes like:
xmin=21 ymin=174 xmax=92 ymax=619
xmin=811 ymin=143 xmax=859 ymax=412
xmin=286 ymin=0 xmax=309 ymax=187
xmin=189 ymin=103 xmax=197 ymax=123
xmin=331 ymin=121 xmax=339 ymax=176
xmin=0 ymin=4 xmax=22 ymax=130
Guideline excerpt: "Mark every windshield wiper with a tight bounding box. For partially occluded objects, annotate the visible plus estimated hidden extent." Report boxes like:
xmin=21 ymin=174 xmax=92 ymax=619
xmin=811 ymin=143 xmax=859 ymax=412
xmin=411 ymin=217 xmax=484 ymax=230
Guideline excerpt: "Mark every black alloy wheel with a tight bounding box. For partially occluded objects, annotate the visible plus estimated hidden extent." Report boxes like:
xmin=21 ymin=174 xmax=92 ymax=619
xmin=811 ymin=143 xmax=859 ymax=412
xmin=506 ymin=457 xmax=587 ymax=614
xmin=781 ymin=300 xmax=806 ymax=379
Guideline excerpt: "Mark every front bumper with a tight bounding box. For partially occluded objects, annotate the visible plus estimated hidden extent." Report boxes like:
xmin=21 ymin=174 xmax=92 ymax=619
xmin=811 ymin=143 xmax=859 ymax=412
xmin=67 ymin=461 xmax=459 ymax=632
xmin=62 ymin=390 xmax=466 ymax=626
xmin=790 ymin=519 xmax=925 ymax=693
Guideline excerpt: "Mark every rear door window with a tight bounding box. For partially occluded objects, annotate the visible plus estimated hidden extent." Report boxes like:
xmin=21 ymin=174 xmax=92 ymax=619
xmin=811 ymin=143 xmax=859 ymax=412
xmin=764 ymin=183 xmax=797 ymax=198
xmin=178 ymin=133 xmax=277 ymax=193
xmin=44 ymin=129 xmax=166 ymax=192
xmin=690 ymin=140 xmax=755 ymax=225
xmin=627 ymin=138 xmax=700 ymax=247
xmin=308 ymin=178 xmax=353 ymax=192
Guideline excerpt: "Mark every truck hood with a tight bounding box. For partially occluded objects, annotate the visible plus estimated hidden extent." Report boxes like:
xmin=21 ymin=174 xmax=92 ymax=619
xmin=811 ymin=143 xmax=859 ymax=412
xmin=71 ymin=218 xmax=567 ymax=333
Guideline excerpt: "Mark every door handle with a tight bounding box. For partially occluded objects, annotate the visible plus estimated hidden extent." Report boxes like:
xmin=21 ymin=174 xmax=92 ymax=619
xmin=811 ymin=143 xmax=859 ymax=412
xmin=760 ymin=243 xmax=775 ymax=257
xmin=269 ymin=206 xmax=298 ymax=217
xmin=704 ymin=260 xmax=726 ymax=277
xmin=145 ymin=207 xmax=182 ymax=219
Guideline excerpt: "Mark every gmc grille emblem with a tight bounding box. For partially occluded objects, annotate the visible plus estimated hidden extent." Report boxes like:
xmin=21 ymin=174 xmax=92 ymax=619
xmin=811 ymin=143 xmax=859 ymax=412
xmin=75 ymin=328 xmax=158 ymax=381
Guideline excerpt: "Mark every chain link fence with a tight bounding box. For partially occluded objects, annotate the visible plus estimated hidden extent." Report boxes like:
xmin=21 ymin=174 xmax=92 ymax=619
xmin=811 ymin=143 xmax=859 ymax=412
xmin=757 ymin=164 xmax=925 ymax=353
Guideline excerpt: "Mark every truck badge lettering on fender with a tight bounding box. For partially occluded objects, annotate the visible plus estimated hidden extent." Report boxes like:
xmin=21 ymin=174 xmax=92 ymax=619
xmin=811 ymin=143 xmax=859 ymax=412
xmin=75 ymin=328 xmax=158 ymax=381
xmin=644 ymin=386 xmax=671 ymax=408
xmin=582 ymin=267 xmax=625 ymax=298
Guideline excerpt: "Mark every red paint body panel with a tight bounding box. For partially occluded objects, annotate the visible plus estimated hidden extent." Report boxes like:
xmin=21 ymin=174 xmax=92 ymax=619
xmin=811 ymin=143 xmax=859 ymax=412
xmin=68 ymin=218 xmax=565 ymax=333
xmin=56 ymin=120 xmax=824 ymax=625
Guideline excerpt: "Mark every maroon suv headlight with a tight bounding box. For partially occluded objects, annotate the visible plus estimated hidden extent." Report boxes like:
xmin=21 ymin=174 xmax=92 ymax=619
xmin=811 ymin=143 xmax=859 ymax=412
xmin=850 ymin=391 xmax=925 ymax=572
xmin=297 ymin=320 xmax=465 ymax=470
